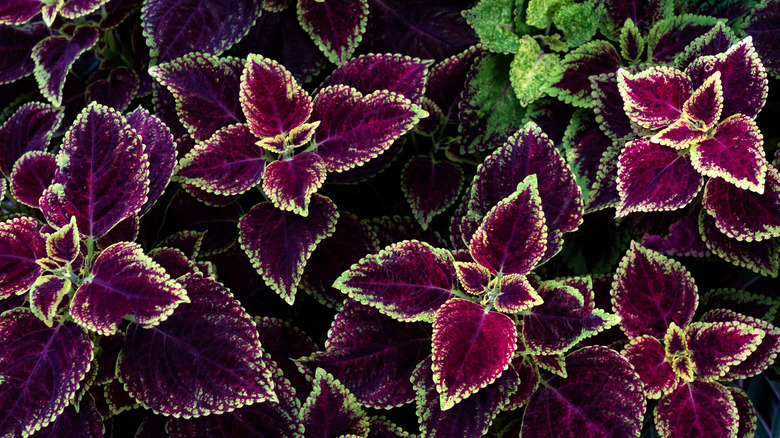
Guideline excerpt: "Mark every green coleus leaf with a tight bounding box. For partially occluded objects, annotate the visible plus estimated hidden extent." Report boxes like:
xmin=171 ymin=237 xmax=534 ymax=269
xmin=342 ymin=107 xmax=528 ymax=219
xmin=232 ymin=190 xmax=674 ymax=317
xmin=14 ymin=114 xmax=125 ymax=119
xmin=464 ymin=0 xmax=522 ymax=54
xmin=509 ymin=36 xmax=562 ymax=107
xmin=525 ymin=0 xmax=567 ymax=29
xmin=552 ymin=0 xmax=599 ymax=48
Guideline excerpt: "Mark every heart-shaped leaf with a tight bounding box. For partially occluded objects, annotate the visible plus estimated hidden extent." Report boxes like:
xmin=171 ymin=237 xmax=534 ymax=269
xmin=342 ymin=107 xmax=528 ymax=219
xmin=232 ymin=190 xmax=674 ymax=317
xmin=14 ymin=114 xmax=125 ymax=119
xmin=29 ymin=276 xmax=70 ymax=328
xmin=300 ymin=368 xmax=369 ymax=437
xmin=0 ymin=216 xmax=46 ymax=299
xmin=655 ymin=381 xmax=738 ymax=438
xmin=263 ymin=152 xmax=327 ymax=216
xmin=549 ymin=40 xmax=621 ymax=107
xmin=0 ymin=102 xmax=62 ymax=176
xmin=454 ymin=261 xmax=491 ymax=295
xmin=297 ymin=0 xmax=368 ymax=65
xmin=32 ymin=25 xmax=99 ymax=106
xmin=9 ymin=150 xmax=56 ymax=208
xmin=617 ymin=66 xmax=691 ymax=130
xmin=401 ymin=156 xmax=464 ymax=229
xmin=622 ymin=335 xmax=678 ymax=399
xmin=494 ymin=274 xmax=543 ymax=313
xmin=687 ymin=320 xmax=764 ymax=380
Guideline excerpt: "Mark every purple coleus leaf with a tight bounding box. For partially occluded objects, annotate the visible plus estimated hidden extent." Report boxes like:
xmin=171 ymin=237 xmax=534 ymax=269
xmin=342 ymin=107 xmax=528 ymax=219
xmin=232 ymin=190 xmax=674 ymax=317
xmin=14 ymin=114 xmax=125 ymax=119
xmin=425 ymin=45 xmax=482 ymax=121
xmin=254 ymin=317 xmax=317 ymax=395
xmin=699 ymin=208 xmax=780 ymax=277
xmin=41 ymin=102 xmax=149 ymax=239
xmin=0 ymin=2 xmax=42 ymax=26
xmin=85 ymin=66 xmax=140 ymax=112
xmin=117 ymin=273 xmax=277 ymax=417
xmin=612 ymin=242 xmax=698 ymax=339
xmin=263 ymin=152 xmax=327 ymax=216
xmin=729 ymin=387 xmax=757 ymax=438
xmin=0 ymin=308 xmax=93 ymax=437
xmin=239 ymin=194 xmax=338 ymax=304
xmin=148 ymin=247 xmax=201 ymax=279
xmin=368 ymin=416 xmax=415 ymax=438
xmin=70 ymin=242 xmax=188 ymax=335
xmin=655 ymin=380 xmax=738 ymax=438
xmin=690 ymin=114 xmax=769 ymax=193
xmin=548 ymin=40 xmax=622 ymax=108
xmin=321 ymin=53 xmax=430 ymax=103
xmin=743 ymin=0 xmax=780 ymax=79
xmin=300 ymin=368 xmax=369 ymax=438
xmin=469 ymin=174 xmax=547 ymax=275
xmin=297 ymin=299 xmax=431 ymax=408
xmin=647 ymin=14 xmax=719 ymax=65
xmin=431 ymin=298 xmax=516 ymax=410
xmin=0 ymin=22 xmax=49 ymax=84
xmin=675 ymin=22 xmax=737 ymax=71
xmin=58 ymin=0 xmax=111 ymax=19
xmin=31 ymin=25 xmax=99 ymax=106
xmin=46 ymin=216 xmax=80 ymax=264
xmin=141 ymin=0 xmax=263 ymax=63
xmin=616 ymin=138 xmax=703 ymax=216
xmin=0 ymin=216 xmax=46 ymax=299
xmin=297 ymin=0 xmax=369 ymax=65
xmin=412 ymin=355 xmax=518 ymax=438
xmin=174 ymin=124 xmax=265 ymax=196
xmin=597 ymin=0 xmax=672 ymax=40
xmin=31 ymin=394 xmax=103 ymax=438
xmin=9 ymin=150 xmax=57 ymax=208
xmin=679 ymin=70 xmax=723 ymax=131
xmin=0 ymin=102 xmax=63 ymax=176
xmin=702 ymin=167 xmax=780 ymax=241
xmin=521 ymin=346 xmax=646 ymax=438
xmin=333 ymin=240 xmax=456 ymax=322
xmin=158 ymin=230 xmax=205 ymax=259
xmin=494 ymin=274 xmax=543 ymax=314
xmin=401 ymin=156 xmax=464 ymax=229
xmin=700 ymin=288 xmax=779 ymax=321
xmin=454 ymin=261 xmax=490 ymax=295
xmin=617 ymin=66 xmax=692 ymax=130
xmin=312 ymin=84 xmax=425 ymax=172
xmin=622 ymin=335 xmax=678 ymax=399
xmin=29 ymin=276 xmax=70 ymax=328
xmin=590 ymin=72 xmax=634 ymax=140
xmin=148 ymin=52 xmax=245 ymax=141
xmin=687 ymin=320 xmax=764 ymax=380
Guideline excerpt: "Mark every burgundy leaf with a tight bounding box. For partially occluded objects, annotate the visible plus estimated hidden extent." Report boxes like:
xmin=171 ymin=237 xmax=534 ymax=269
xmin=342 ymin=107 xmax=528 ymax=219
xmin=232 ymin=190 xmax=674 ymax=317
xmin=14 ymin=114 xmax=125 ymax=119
xmin=298 ymin=0 xmax=369 ymax=65
xmin=0 ymin=216 xmax=46 ymax=299
xmin=729 ymin=387 xmax=757 ymax=438
xmin=31 ymin=25 xmax=99 ymax=106
xmin=321 ymin=53 xmax=430 ymax=103
xmin=161 ymin=192 xmax=243 ymax=256
xmin=700 ymin=288 xmax=779 ymax=321
xmin=549 ymin=40 xmax=621 ymax=107
xmin=612 ymin=242 xmax=698 ymax=339
xmin=263 ymin=152 xmax=327 ymax=216
xmin=117 ymin=273 xmax=277 ymax=417
xmin=95 ymin=214 xmax=139 ymax=250
xmin=454 ymin=261 xmax=490 ymax=295
xmin=687 ymin=321 xmax=763 ymax=380
xmin=650 ymin=118 xmax=707 ymax=151
xmin=158 ymin=230 xmax=205 ymax=259
xmin=432 ymin=298 xmax=516 ymax=409
xmin=617 ymin=66 xmax=691 ymax=130
xmin=622 ymin=335 xmax=677 ymax=399
xmin=674 ymin=22 xmax=737 ymax=71
xmin=699 ymin=208 xmax=780 ymax=277
xmin=665 ymin=322 xmax=696 ymax=383
xmin=333 ymin=240 xmax=456 ymax=322
xmin=149 ymin=52 xmax=245 ymax=141
xmin=9 ymin=151 xmax=56 ymax=209
xmin=29 ymin=276 xmax=70 ymax=328
xmin=0 ymin=102 xmax=62 ymax=176
xmin=0 ymin=22 xmax=49 ymax=84
xmin=300 ymin=368 xmax=369 ymax=438
xmin=0 ymin=308 xmax=92 ymax=436
xmin=59 ymin=0 xmax=110 ymax=18
xmin=494 ymin=274 xmax=542 ymax=314
xmin=425 ymin=45 xmax=483 ymax=121
xmin=597 ymin=0 xmax=672 ymax=39
xmin=681 ymin=70 xmax=723 ymax=130
xmin=239 ymin=194 xmax=338 ymax=304
xmin=647 ymin=14 xmax=719 ymax=65
xmin=401 ymin=156 xmax=463 ymax=229
xmin=561 ymin=109 xmax=616 ymax=191
xmin=655 ymin=380 xmax=738 ymax=438
xmin=521 ymin=346 xmax=646 ymax=438
xmin=254 ymin=317 xmax=317 ymax=395
xmin=312 ymin=84 xmax=425 ymax=172
xmin=743 ymin=0 xmax=780 ymax=78
xmin=85 ymin=66 xmax=139 ymax=112
xmin=30 ymin=394 xmax=103 ymax=438
xmin=641 ymin=210 xmax=711 ymax=258
xmin=503 ymin=356 xmax=539 ymax=410
xmin=0 ymin=0 xmax=42 ymax=25
xmin=367 ymin=416 xmax=415 ymax=438
xmin=46 ymin=216 xmax=80 ymax=264
xmin=148 ymin=247 xmax=201 ymax=278
xmin=141 ymin=0 xmax=263 ymax=63
xmin=590 ymin=72 xmax=634 ymax=140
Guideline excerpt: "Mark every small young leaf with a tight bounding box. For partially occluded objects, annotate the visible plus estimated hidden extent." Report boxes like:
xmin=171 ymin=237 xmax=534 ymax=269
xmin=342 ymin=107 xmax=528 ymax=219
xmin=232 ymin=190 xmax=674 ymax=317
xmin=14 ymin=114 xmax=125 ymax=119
xmin=29 ymin=276 xmax=70 ymax=328
xmin=454 ymin=261 xmax=491 ymax=295
xmin=494 ymin=274 xmax=542 ymax=313
xmin=509 ymin=35 xmax=561 ymax=107
xmin=263 ymin=152 xmax=326 ymax=216
xmin=681 ymin=70 xmax=723 ymax=130
xmin=619 ymin=18 xmax=644 ymax=61
xmin=46 ymin=215 xmax=79 ymax=264
xmin=9 ymin=151 xmax=57 ymax=209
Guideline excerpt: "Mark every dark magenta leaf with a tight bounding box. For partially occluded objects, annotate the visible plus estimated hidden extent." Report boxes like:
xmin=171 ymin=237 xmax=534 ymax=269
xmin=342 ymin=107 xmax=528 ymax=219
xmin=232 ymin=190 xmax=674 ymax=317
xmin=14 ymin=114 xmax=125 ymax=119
xmin=239 ymin=194 xmax=338 ymax=304
xmin=425 ymin=45 xmax=483 ymax=121
xmin=30 ymin=394 xmax=103 ymax=438
xmin=0 ymin=216 xmax=46 ymax=299
xmin=616 ymin=138 xmax=703 ymax=216
xmin=0 ymin=308 xmax=93 ymax=436
xmin=254 ymin=317 xmax=317 ymax=396
xmin=655 ymin=381 xmax=738 ymax=438
xmin=690 ymin=114 xmax=768 ymax=193
xmin=675 ymin=21 xmax=737 ymax=70
xmin=590 ymin=72 xmax=634 ymax=140
xmin=432 ymin=298 xmax=516 ymax=409
xmin=117 ymin=273 xmax=276 ymax=417
xmin=469 ymin=174 xmax=547 ymax=275
xmin=647 ymin=14 xmax=719 ymax=64
xmin=240 ymin=53 xmax=312 ymax=140
xmin=503 ymin=356 xmax=539 ymax=411
xmin=297 ymin=299 xmax=430 ymax=408
xmin=71 ymin=242 xmax=188 ymax=335
xmin=141 ymin=0 xmax=263 ymax=63
xmin=612 ymin=242 xmax=699 ymax=338
xmin=412 ymin=355 xmax=518 ymax=437
xmin=29 ymin=276 xmax=70 ymax=328
xmin=300 ymin=368 xmax=369 ymax=437
xmin=617 ymin=66 xmax=691 ymax=130
xmin=148 ymin=247 xmax=201 ymax=278
xmin=621 ymin=335 xmax=677 ymax=399
xmin=521 ymin=346 xmax=646 ymax=438
xmin=162 ymin=192 xmax=244 ymax=256
xmin=9 ymin=151 xmax=56 ymax=209
xmin=679 ymin=70 xmax=723 ymax=131
xmin=0 ymin=1 xmax=42 ymax=26
xmin=597 ymin=0 xmax=672 ymax=40
xmin=549 ymin=40 xmax=621 ymax=108
xmin=367 ymin=416 xmax=414 ymax=438
xmin=522 ymin=98 xmax=576 ymax=147
xmin=641 ymin=209 xmax=711 ymax=258
xmin=0 ymin=22 xmax=49 ymax=84
xmin=561 ymin=109 xmax=616 ymax=196
xmin=729 ymin=387 xmax=757 ymax=438
xmin=40 ymin=102 xmax=149 ymax=239
xmin=31 ymin=25 xmax=99 ymax=106
xmin=149 ymin=52 xmax=245 ymax=141
xmin=85 ymin=67 xmax=139 ymax=112
xmin=46 ymin=216 xmax=80 ymax=264
xmin=59 ymin=0 xmax=110 ymax=19
xmin=175 ymin=123 xmax=265 ymax=196
xmin=700 ymin=288 xmax=779 ymax=321
xmin=401 ymin=156 xmax=463 ymax=229
xmin=454 ymin=261 xmax=490 ymax=295
xmin=263 ymin=152 xmax=327 ymax=216
xmin=297 ymin=0 xmax=368 ymax=65
xmin=322 ymin=53 xmax=430 ymax=103
xmin=95 ymin=214 xmax=139 ymax=251
xmin=687 ymin=320 xmax=764 ymax=380
xmin=702 ymin=167 xmax=780 ymax=241
xmin=494 ymin=274 xmax=542 ymax=314
xmin=743 ymin=0 xmax=780 ymax=78
xmin=0 ymin=102 xmax=62 ymax=176
xmin=664 ymin=323 xmax=697 ymax=381
xmin=312 ymin=84 xmax=425 ymax=172
xmin=699 ymin=208 xmax=780 ymax=277
xmin=158 ymin=230 xmax=206 ymax=259
xmin=333 ymin=240 xmax=456 ymax=322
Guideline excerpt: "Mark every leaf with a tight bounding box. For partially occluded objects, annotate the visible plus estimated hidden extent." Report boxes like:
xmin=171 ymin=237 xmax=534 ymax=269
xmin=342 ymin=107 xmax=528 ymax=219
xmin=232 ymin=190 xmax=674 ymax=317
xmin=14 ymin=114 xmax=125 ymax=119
xmin=463 ymin=0 xmax=521 ymax=54
xmin=46 ymin=216 xmax=79 ymax=264
xmin=297 ymin=299 xmax=431 ymax=408
xmin=621 ymin=335 xmax=677 ymax=399
xmin=333 ymin=240 xmax=456 ymax=322
xmin=612 ymin=242 xmax=699 ymax=338
xmin=590 ymin=72 xmax=634 ymax=140
xmin=553 ymin=1 xmax=599 ymax=47
xmin=647 ymin=14 xmax=720 ymax=64
xmin=297 ymin=0 xmax=368 ymax=65
xmin=148 ymin=247 xmax=201 ymax=279
xmin=0 ymin=22 xmax=50 ymax=84
xmin=743 ymin=0 xmax=780 ymax=79
xmin=367 ymin=416 xmax=414 ymax=438
xmin=30 ymin=394 xmax=103 ymax=438
xmin=0 ymin=216 xmax=46 ymax=299
xmin=702 ymin=168 xmax=780 ymax=242
xmin=141 ymin=0 xmax=263 ymax=63
xmin=728 ymin=387 xmax=757 ymax=438
xmin=0 ymin=102 xmax=62 ymax=177
xmin=521 ymin=346 xmax=646 ymax=438
xmin=655 ymin=381 xmax=738 ymax=438
xmin=149 ymin=52 xmax=245 ymax=141
xmin=175 ymin=124 xmax=266 ymax=196
xmin=85 ymin=66 xmax=140 ymax=112
xmin=549 ymin=40 xmax=622 ymax=108
xmin=674 ymin=21 xmax=737 ymax=71
xmin=680 ymin=70 xmax=723 ymax=131
xmin=663 ymin=322 xmax=695 ymax=382
xmin=312 ymin=84 xmax=425 ymax=172
xmin=300 ymin=368 xmax=369 ymax=438
xmin=425 ymin=45 xmax=483 ymax=121
xmin=432 ymin=298 xmax=516 ymax=410
xmin=117 ymin=273 xmax=277 ymax=417
xmin=454 ymin=261 xmax=491 ymax=295
xmin=32 ymin=25 xmax=99 ymax=106
xmin=0 ymin=308 xmax=93 ymax=437
xmin=239 ymin=194 xmax=338 ymax=304
xmin=263 ymin=152 xmax=327 ymax=216
xmin=699 ymin=209 xmax=780 ymax=277
xmin=9 ymin=151 xmax=56 ymax=209
xmin=494 ymin=274 xmax=543 ymax=313
xmin=616 ymin=66 xmax=691 ymax=130
xmin=0 ymin=0 xmax=42 ymax=25
xmin=616 ymin=138 xmax=703 ymax=216
xmin=254 ymin=317 xmax=317 ymax=395
xmin=687 ymin=321 xmax=764 ymax=380
xmin=469 ymin=174 xmax=548 ymax=275
xmin=699 ymin=288 xmax=779 ymax=321
xmin=401 ymin=156 xmax=463 ymax=230
xmin=690 ymin=114 xmax=768 ymax=193
xmin=619 ymin=18 xmax=644 ymax=61
xmin=509 ymin=35 xmax=561 ymax=107
xmin=59 ymin=0 xmax=111 ymax=18
xmin=29 ymin=276 xmax=70 ymax=328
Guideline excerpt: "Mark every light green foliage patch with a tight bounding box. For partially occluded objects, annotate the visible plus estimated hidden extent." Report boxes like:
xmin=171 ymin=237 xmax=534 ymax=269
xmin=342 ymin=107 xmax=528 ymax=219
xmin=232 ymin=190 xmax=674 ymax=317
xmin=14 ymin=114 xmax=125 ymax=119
xmin=509 ymin=36 xmax=561 ymax=107
xmin=464 ymin=0 xmax=522 ymax=54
